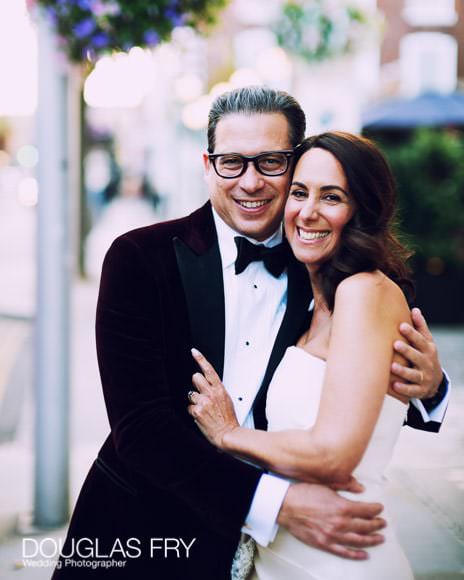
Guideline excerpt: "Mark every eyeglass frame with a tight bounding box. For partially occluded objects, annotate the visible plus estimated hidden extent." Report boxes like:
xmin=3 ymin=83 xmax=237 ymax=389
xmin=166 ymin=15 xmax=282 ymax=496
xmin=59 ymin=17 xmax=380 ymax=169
xmin=208 ymin=149 xmax=295 ymax=179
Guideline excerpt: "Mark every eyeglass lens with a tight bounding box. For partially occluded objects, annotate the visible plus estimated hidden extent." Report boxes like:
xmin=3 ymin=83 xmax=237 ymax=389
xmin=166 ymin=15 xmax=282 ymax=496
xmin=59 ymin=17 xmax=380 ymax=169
xmin=215 ymin=153 xmax=288 ymax=177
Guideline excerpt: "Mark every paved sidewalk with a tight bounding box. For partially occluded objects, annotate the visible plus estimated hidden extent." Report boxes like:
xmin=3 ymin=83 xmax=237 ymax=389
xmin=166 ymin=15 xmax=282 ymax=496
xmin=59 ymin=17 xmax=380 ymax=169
xmin=0 ymin=280 xmax=109 ymax=578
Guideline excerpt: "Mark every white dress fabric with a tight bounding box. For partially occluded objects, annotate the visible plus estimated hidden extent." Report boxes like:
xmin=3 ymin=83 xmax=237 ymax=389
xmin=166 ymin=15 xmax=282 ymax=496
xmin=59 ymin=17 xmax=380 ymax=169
xmin=251 ymin=346 xmax=413 ymax=580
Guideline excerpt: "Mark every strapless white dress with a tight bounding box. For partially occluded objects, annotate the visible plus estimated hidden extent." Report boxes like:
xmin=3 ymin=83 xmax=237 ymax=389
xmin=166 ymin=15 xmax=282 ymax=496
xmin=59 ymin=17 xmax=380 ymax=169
xmin=251 ymin=346 xmax=413 ymax=580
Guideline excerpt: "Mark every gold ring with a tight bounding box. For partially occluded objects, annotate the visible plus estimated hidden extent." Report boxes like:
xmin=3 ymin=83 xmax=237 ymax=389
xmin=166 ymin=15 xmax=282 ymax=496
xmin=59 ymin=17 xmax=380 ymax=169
xmin=188 ymin=390 xmax=196 ymax=404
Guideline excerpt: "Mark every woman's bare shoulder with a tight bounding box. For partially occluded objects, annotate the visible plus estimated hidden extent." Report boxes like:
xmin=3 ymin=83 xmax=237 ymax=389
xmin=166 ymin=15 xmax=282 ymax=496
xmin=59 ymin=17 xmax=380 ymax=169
xmin=334 ymin=271 xmax=410 ymax=323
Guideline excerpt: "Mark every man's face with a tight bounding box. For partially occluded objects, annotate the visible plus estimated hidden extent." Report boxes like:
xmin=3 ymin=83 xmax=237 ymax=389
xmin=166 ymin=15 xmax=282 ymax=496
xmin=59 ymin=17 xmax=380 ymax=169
xmin=203 ymin=112 xmax=293 ymax=241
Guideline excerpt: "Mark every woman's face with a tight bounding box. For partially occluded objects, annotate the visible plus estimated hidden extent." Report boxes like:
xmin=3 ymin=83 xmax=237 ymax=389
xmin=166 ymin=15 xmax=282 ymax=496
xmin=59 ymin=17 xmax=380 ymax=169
xmin=285 ymin=147 xmax=355 ymax=272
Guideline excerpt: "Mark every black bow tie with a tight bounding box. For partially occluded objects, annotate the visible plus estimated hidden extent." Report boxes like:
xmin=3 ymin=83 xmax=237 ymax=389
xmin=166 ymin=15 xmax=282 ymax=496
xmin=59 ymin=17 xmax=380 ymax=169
xmin=234 ymin=236 xmax=289 ymax=278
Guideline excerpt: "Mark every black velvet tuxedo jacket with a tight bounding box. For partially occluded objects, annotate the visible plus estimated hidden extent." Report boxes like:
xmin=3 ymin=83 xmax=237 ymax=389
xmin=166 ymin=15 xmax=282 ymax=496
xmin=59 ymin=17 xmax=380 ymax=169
xmin=53 ymin=201 xmax=439 ymax=580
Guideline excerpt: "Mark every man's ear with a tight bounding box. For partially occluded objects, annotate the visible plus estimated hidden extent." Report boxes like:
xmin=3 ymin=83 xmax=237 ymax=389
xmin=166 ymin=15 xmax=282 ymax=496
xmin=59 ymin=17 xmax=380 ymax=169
xmin=202 ymin=152 xmax=210 ymax=177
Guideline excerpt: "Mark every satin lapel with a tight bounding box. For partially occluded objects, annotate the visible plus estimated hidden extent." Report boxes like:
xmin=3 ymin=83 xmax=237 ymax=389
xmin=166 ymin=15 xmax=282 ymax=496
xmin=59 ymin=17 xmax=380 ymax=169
xmin=253 ymin=257 xmax=312 ymax=430
xmin=173 ymin=222 xmax=225 ymax=379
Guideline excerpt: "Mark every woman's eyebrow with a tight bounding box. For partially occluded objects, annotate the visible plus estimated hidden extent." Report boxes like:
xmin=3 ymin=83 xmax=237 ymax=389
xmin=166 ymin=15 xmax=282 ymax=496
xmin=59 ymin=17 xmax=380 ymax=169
xmin=290 ymin=181 xmax=308 ymax=189
xmin=320 ymin=185 xmax=349 ymax=196
xmin=291 ymin=181 xmax=349 ymax=196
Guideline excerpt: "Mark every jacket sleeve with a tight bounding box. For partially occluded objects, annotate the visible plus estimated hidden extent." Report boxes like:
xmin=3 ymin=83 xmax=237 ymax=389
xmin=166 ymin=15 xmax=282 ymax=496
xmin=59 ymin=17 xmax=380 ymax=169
xmin=95 ymin=234 xmax=263 ymax=536
xmin=405 ymin=372 xmax=449 ymax=433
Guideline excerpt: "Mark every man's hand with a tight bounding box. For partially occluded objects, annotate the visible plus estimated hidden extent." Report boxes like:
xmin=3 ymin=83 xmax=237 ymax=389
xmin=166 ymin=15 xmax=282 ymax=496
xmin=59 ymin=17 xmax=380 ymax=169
xmin=391 ymin=307 xmax=443 ymax=400
xmin=277 ymin=483 xmax=385 ymax=560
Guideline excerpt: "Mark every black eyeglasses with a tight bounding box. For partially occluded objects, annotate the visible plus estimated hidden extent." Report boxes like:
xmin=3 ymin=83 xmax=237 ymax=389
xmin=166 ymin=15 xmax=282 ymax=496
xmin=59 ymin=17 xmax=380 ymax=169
xmin=208 ymin=150 xmax=294 ymax=179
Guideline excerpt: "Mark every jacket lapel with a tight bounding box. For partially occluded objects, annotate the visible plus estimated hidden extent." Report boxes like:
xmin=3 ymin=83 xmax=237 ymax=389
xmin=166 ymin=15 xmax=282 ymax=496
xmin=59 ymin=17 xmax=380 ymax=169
xmin=173 ymin=202 xmax=312 ymax=429
xmin=253 ymin=255 xmax=312 ymax=430
xmin=173 ymin=202 xmax=226 ymax=378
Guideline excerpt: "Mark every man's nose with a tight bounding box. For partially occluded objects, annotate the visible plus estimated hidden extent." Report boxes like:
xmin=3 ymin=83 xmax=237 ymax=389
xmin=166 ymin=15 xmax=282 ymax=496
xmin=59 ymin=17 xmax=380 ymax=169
xmin=238 ymin=162 xmax=265 ymax=192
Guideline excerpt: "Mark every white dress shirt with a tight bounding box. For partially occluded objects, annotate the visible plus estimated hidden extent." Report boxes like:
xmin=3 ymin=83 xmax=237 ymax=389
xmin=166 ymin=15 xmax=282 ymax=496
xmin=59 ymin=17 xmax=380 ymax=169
xmin=212 ymin=209 xmax=292 ymax=546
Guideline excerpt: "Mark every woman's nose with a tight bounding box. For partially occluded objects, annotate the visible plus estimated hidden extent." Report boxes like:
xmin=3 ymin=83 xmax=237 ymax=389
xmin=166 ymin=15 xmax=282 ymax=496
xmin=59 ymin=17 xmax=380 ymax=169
xmin=300 ymin=197 xmax=319 ymax=220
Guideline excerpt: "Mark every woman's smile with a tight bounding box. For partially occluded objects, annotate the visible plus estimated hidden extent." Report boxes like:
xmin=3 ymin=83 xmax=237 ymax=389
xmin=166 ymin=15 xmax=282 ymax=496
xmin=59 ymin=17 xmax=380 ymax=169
xmin=296 ymin=228 xmax=331 ymax=242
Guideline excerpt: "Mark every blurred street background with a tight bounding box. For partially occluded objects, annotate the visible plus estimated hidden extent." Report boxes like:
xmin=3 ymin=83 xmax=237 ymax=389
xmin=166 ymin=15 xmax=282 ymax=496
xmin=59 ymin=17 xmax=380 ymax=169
xmin=0 ymin=0 xmax=463 ymax=578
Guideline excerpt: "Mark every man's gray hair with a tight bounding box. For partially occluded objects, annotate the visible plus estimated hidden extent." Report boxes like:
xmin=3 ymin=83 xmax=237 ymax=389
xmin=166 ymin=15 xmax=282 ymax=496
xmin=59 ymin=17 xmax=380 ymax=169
xmin=207 ymin=86 xmax=306 ymax=153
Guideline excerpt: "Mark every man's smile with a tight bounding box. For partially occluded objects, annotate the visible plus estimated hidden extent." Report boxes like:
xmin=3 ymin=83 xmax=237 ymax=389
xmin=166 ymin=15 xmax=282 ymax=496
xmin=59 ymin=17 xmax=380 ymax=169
xmin=234 ymin=199 xmax=272 ymax=211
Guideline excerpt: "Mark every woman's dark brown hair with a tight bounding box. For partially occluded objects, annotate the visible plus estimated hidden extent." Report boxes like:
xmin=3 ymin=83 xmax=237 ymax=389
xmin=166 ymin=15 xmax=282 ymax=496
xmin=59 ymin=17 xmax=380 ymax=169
xmin=293 ymin=131 xmax=414 ymax=310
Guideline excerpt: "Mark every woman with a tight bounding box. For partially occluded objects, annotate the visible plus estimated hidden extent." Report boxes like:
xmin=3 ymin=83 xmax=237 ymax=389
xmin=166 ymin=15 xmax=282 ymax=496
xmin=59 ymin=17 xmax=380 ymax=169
xmin=188 ymin=132 xmax=414 ymax=579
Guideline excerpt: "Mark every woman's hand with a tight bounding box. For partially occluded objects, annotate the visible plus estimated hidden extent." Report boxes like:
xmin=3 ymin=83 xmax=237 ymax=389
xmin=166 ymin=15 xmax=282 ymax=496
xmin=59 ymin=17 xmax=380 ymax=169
xmin=187 ymin=348 xmax=240 ymax=448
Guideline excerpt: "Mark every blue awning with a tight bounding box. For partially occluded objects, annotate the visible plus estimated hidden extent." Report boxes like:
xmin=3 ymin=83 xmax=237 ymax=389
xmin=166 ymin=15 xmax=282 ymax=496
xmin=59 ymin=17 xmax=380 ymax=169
xmin=361 ymin=92 xmax=464 ymax=130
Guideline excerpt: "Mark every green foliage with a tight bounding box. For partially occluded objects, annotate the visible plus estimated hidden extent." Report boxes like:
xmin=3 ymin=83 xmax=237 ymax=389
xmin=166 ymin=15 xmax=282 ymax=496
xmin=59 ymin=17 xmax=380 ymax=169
xmin=275 ymin=0 xmax=373 ymax=63
xmin=378 ymin=129 xmax=464 ymax=268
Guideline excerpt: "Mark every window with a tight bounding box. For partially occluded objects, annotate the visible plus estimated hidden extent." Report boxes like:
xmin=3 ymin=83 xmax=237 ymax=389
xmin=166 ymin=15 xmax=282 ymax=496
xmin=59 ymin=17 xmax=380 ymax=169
xmin=402 ymin=0 xmax=457 ymax=27
xmin=400 ymin=32 xmax=458 ymax=97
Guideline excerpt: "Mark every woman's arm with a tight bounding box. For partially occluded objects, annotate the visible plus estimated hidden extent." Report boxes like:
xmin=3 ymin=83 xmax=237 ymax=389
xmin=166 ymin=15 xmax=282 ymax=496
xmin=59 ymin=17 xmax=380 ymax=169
xmin=189 ymin=272 xmax=411 ymax=484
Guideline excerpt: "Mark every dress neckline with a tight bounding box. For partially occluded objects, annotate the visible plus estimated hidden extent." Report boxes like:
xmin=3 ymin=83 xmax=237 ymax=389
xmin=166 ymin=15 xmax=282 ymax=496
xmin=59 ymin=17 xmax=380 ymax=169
xmin=288 ymin=345 xmax=326 ymax=364
xmin=287 ymin=347 xmax=409 ymax=409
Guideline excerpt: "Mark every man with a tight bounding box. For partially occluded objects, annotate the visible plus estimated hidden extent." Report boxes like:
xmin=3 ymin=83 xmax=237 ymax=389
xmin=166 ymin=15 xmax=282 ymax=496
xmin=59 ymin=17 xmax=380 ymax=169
xmin=53 ymin=87 xmax=448 ymax=579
